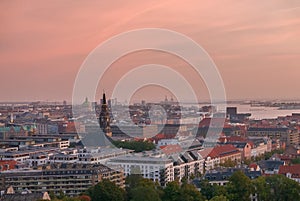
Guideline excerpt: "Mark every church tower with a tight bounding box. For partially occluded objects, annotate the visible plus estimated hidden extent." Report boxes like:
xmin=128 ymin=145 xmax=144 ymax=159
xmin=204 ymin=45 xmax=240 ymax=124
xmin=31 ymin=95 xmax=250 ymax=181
xmin=99 ymin=92 xmax=112 ymax=137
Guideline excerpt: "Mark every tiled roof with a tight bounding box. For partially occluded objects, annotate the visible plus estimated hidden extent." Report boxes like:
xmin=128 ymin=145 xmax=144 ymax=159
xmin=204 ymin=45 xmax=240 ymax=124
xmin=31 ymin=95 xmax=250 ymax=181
xmin=247 ymin=141 xmax=255 ymax=148
xmin=279 ymin=164 xmax=300 ymax=178
xmin=160 ymin=144 xmax=182 ymax=155
xmin=198 ymin=148 xmax=213 ymax=159
xmin=208 ymin=144 xmax=240 ymax=158
xmin=0 ymin=160 xmax=18 ymax=171
xmin=226 ymin=136 xmax=247 ymax=142
xmin=249 ymin=163 xmax=259 ymax=170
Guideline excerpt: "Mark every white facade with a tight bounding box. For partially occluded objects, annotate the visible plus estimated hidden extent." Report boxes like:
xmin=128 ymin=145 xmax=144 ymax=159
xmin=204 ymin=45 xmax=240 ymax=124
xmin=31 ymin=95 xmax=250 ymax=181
xmin=286 ymin=173 xmax=300 ymax=183
xmin=205 ymin=156 xmax=220 ymax=171
xmin=48 ymin=153 xmax=78 ymax=164
xmin=108 ymin=155 xmax=174 ymax=186
xmin=28 ymin=154 xmax=48 ymax=167
xmin=157 ymin=139 xmax=179 ymax=147
xmin=0 ymin=152 xmax=30 ymax=163
xmin=78 ymin=148 xmax=131 ymax=164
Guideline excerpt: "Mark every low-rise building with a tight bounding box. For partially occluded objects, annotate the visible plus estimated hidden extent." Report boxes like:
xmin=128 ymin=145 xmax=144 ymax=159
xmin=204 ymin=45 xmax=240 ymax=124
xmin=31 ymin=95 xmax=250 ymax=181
xmin=258 ymin=158 xmax=285 ymax=175
xmin=208 ymin=144 xmax=242 ymax=165
xmin=203 ymin=167 xmax=262 ymax=186
xmin=1 ymin=186 xmax=51 ymax=201
xmin=279 ymin=164 xmax=300 ymax=183
xmin=248 ymin=137 xmax=272 ymax=157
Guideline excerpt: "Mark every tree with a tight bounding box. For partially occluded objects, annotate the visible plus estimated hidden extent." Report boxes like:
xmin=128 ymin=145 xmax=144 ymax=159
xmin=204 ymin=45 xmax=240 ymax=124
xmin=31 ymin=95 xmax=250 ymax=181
xmin=126 ymin=175 xmax=163 ymax=201
xmin=130 ymin=186 xmax=162 ymax=201
xmin=220 ymin=159 xmax=236 ymax=167
xmin=266 ymin=174 xmax=300 ymax=201
xmin=179 ymin=183 xmax=205 ymax=201
xmin=291 ymin=158 xmax=300 ymax=164
xmin=162 ymin=181 xmax=181 ymax=201
xmin=78 ymin=195 xmax=91 ymax=201
xmin=112 ymin=140 xmax=155 ymax=152
xmin=209 ymin=195 xmax=229 ymax=201
xmin=253 ymin=176 xmax=271 ymax=201
xmin=86 ymin=179 xmax=125 ymax=201
xmin=226 ymin=171 xmax=254 ymax=201
xmin=199 ymin=180 xmax=214 ymax=200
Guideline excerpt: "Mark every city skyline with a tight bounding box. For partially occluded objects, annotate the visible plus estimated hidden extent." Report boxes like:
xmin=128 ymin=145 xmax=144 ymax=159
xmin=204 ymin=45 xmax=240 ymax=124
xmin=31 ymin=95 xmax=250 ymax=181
xmin=1 ymin=1 xmax=300 ymax=102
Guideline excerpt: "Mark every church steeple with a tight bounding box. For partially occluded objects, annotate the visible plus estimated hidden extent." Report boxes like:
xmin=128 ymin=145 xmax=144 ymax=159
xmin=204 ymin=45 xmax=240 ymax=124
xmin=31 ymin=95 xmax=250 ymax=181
xmin=99 ymin=92 xmax=112 ymax=137
xmin=102 ymin=91 xmax=107 ymax=105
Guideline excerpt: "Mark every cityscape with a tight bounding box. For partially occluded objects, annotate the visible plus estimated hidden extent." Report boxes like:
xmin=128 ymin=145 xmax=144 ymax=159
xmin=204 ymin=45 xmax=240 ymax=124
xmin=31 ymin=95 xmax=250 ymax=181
xmin=1 ymin=1 xmax=300 ymax=201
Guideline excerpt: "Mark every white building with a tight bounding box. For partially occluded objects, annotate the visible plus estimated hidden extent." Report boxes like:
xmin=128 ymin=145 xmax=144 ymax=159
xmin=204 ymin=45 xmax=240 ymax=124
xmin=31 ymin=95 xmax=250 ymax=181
xmin=78 ymin=147 xmax=132 ymax=164
xmin=173 ymin=151 xmax=204 ymax=181
xmin=157 ymin=139 xmax=179 ymax=147
xmin=48 ymin=153 xmax=78 ymax=164
xmin=28 ymin=153 xmax=48 ymax=167
xmin=108 ymin=155 xmax=174 ymax=186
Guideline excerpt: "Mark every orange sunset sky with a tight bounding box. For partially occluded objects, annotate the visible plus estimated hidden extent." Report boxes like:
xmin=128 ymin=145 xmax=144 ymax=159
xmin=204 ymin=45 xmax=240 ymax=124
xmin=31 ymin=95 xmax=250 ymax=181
xmin=0 ymin=1 xmax=299 ymax=103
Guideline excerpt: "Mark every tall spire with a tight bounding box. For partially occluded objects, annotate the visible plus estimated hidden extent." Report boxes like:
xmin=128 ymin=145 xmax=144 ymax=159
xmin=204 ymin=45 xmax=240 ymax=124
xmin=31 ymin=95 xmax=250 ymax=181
xmin=99 ymin=91 xmax=112 ymax=137
xmin=102 ymin=91 xmax=107 ymax=105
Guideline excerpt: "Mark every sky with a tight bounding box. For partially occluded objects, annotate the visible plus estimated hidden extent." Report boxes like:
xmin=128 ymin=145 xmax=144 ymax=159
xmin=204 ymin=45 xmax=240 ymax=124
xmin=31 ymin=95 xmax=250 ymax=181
xmin=0 ymin=0 xmax=300 ymax=103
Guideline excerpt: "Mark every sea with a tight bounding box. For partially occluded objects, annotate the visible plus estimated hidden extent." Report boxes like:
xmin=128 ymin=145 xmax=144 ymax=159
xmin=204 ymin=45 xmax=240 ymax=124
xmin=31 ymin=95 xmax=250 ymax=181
xmin=228 ymin=104 xmax=300 ymax=120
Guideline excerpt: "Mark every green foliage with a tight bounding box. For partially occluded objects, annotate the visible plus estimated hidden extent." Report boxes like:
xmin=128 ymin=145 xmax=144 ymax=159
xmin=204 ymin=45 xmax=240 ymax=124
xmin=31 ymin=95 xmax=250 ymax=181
xmin=199 ymin=180 xmax=226 ymax=200
xmin=253 ymin=176 xmax=271 ymax=201
xmin=130 ymin=186 xmax=162 ymax=201
xmin=112 ymin=140 xmax=156 ymax=152
xmin=49 ymin=191 xmax=56 ymax=200
xmin=219 ymin=159 xmax=237 ymax=167
xmin=180 ymin=183 xmax=205 ymax=201
xmin=162 ymin=181 xmax=205 ymax=201
xmin=243 ymin=159 xmax=251 ymax=166
xmin=291 ymin=158 xmax=300 ymax=164
xmin=86 ymin=179 xmax=126 ymax=201
xmin=57 ymin=190 xmax=66 ymax=200
xmin=78 ymin=195 xmax=91 ymax=201
xmin=126 ymin=174 xmax=163 ymax=201
xmin=266 ymin=174 xmax=300 ymax=201
xmin=253 ymin=174 xmax=300 ymax=201
xmin=199 ymin=180 xmax=214 ymax=200
xmin=264 ymin=149 xmax=284 ymax=160
xmin=209 ymin=195 xmax=229 ymax=201
xmin=252 ymin=149 xmax=284 ymax=162
xmin=62 ymin=198 xmax=81 ymax=201
xmin=48 ymin=197 xmax=81 ymax=201
xmin=226 ymin=171 xmax=254 ymax=201
xmin=162 ymin=181 xmax=181 ymax=201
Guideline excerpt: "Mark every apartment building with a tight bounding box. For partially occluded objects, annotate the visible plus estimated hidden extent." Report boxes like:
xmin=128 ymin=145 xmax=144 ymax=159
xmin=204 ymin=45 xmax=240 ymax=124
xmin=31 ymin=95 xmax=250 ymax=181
xmin=0 ymin=163 xmax=124 ymax=197
xmin=108 ymin=155 xmax=174 ymax=186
